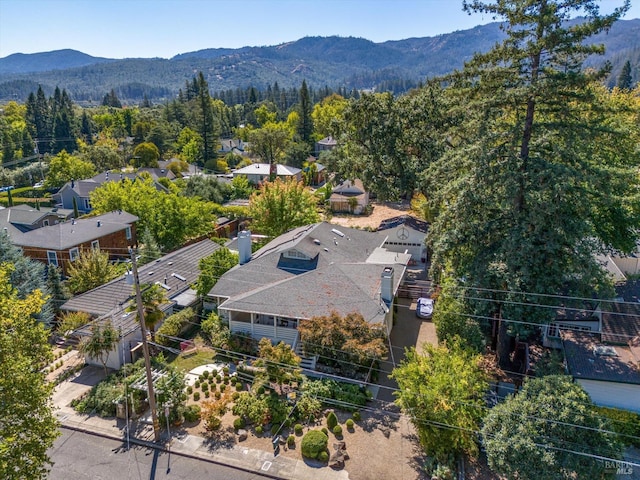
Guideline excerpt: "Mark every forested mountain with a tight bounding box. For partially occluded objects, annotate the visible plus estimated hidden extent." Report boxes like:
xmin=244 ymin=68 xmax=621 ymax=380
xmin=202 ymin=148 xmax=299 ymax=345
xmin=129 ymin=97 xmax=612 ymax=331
xmin=0 ymin=18 xmax=637 ymax=103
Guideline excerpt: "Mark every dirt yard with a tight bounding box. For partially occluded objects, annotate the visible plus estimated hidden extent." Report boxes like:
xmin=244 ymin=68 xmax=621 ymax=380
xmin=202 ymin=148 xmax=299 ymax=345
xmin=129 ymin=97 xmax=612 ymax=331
xmin=328 ymin=202 xmax=412 ymax=230
xmin=180 ymin=399 xmax=429 ymax=480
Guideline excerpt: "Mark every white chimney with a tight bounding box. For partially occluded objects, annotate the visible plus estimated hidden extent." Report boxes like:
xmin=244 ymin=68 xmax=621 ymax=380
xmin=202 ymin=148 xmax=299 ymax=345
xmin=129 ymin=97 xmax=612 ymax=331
xmin=381 ymin=267 xmax=394 ymax=306
xmin=238 ymin=230 xmax=252 ymax=265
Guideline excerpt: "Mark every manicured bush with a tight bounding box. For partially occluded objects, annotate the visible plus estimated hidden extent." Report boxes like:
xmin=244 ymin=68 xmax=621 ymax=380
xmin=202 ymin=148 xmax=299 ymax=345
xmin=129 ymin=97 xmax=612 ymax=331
xmin=301 ymin=430 xmax=328 ymax=460
xmin=216 ymin=375 xmax=222 ymax=383
xmin=233 ymin=417 xmax=246 ymax=430
xmin=326 ymin=411 xmax=338 ymax=430
xmin=333 ymin=425 xmax=342 ymax=436
xmin=223 ymin=377 xmax=230 ymax=385
xmin=215 ymin=391 xmax=221 ymax=399
xmin=232 ymin=392 xmax=240 ymax=401
xmin=321 ymin=427 xmax=328 ymax=435
xmin=287 ymin=435 xmax=295 ymax=447
xmin=204 ymin=391 xmax=210 ymax=398
xmin=193 ymin=391 xmax=200 ymax=401
xmin=352 ymin=411 xmax=361 ymax=421
xmin=294 ymin=424 xmax=303 ymax=435
xmin=183 ymin=404 xmax=201 ymax=422
xmin=202 ymin=370 xmax=210 ymax=379
xmin=346 ymin=418 xmax=354 ymax=430
xmin=195 ymin=380 xmax=200 ymax=388
xmin=235 ymin=382 xmax=243 ymax=391
xmin=257 ymin=385 xmax=265 ymax=395
xmin=220 ymin=383 xmax=226 ymax=392
xmin=255 ymin=425 xmax=264 ymax=435
xmin=223 ymin=366 xmax=230 ymax=375
xmin=201 ymin=382 xmax=209 ymax=392
xmin=186 ymin=386 xmax=193 ymax=394
xmin=595 ymin=406 xmax=640 ymax=447
xmin=318 ymin=451 xmax=329 ymax=462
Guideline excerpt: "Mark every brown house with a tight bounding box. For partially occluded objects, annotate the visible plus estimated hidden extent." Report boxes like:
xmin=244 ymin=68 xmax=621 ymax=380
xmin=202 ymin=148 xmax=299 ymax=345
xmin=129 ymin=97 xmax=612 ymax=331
xmin=12 ymin=211 xmax=138 ymax=276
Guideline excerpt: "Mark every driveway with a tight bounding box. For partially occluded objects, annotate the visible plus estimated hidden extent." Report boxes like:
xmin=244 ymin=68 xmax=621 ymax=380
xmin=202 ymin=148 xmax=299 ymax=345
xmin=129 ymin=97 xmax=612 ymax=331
xmin=377 ymin=297 xmax=438 ymax=402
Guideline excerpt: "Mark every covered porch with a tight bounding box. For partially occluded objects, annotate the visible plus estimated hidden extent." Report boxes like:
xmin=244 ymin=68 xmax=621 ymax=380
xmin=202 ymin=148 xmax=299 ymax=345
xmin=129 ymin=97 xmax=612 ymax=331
xmin=222 ymin=309 xmax=301 ymax=348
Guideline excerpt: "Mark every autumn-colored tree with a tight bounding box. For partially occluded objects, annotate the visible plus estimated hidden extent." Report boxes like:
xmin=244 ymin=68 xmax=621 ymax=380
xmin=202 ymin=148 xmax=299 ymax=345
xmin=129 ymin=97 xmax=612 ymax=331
xmin=253 ymin=338 xmax=302 ymax=390
xmin=298 ymin=311 xmax=387 ymax=375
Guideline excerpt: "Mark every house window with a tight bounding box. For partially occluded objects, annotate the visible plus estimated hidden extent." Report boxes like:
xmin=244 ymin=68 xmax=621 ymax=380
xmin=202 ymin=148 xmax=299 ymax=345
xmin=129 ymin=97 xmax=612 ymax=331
xmin=69 ymin=247 xmax=79 ymax=261
xmin=91 ymin=240 xmax=99 ymax=250
xmin=547 ymin=323 xmax=592 ymax=338
xmin=47 ymin=250 xmax=58 ymax=266
xmin=43 ymin=219 xmax=49 ymax=226
xmin=125 ymin=226 xmax=132 ymax=240
xmin=83 ymin=198 xmax=91 ymax=210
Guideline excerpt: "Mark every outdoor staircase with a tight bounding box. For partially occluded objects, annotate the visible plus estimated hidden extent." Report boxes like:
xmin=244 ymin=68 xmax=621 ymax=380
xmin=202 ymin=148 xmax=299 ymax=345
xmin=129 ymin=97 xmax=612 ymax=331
xmin=295 ymin=343 xmax=317 ymax=371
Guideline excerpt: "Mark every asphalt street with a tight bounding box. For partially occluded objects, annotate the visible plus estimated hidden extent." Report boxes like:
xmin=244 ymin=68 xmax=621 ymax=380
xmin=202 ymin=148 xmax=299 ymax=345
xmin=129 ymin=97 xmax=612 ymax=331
xmin=49 ymin=427 xmax=273 ymax=480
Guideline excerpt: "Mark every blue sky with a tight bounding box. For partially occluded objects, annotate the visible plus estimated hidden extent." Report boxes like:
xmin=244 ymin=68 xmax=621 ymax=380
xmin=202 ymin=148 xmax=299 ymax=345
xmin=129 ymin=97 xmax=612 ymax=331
xmin=0 ymin=0 xmax=637 ymax=59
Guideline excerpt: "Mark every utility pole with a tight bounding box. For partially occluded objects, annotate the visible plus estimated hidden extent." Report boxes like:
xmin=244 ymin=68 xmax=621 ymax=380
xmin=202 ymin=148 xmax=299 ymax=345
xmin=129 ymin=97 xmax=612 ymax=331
xmin=130 ymin=247 xmax=161 ymax=442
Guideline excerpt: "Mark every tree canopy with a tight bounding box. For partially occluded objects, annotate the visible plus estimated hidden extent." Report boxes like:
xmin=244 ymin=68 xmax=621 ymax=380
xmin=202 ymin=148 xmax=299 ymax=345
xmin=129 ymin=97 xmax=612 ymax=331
xmin=424 ymin=0 xmax=639 ymax=366
xmin=65 ymin=248 xmax=126 ymax=294
xmin=44 ymin=150 xmax=96 ymax=188
xmin=391 ymin=341 xmax=488 ymax=465
xmin=247 ymin=178 xmax=319 ymax=237
xmin=0 ymin=264 xmax=59 ymax=479
xmin=482 ymin=375 xmax=623 ymax=479
xmin=193 ymin=247 xmax=239 ymax=297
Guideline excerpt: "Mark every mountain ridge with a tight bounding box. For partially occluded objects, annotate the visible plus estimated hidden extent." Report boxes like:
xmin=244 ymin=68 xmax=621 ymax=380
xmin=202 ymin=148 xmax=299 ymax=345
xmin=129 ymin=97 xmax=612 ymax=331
xmin=0 ymin=18 xmax=637 ymax=102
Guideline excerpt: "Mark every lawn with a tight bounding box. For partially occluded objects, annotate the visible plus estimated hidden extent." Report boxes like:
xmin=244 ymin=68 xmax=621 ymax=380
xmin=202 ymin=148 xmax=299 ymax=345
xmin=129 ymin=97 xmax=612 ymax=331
xmin=167 ymin=347 xmax=218 ymax=373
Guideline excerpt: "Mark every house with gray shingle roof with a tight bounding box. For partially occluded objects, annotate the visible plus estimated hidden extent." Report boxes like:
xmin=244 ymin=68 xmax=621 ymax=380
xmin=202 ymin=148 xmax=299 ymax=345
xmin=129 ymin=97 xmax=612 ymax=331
xmin=233 ymin=163 xmax=302 ymax=185
xmin=207 ymin=222 xmax=411 ymax=351
xmin=0 ymin=204 xmax=74 ymax=236
xmin=63 ymin=238 xmax=221 ymax=369
xmin=12 ymin=210 xmax=138 ymax=276
xmin=562 ymin=330 xmax=640 ymax=413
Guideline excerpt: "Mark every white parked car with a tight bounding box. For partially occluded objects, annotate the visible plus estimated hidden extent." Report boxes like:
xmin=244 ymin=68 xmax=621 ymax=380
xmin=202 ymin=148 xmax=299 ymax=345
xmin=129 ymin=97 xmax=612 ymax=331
xmin=416 ymin=297 xmax=434 ymax=319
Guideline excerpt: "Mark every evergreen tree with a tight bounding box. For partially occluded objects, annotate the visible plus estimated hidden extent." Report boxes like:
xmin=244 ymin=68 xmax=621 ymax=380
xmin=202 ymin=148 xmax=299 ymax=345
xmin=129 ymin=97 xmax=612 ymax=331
xmin=296 ymin=80 xmax=314 ymax=149
xmin=46 ymin=264 xmax=69 ymax=314
xmin=80 ymin=111 xmax=95 ymax=144
xmin=196 ymin=72 xmax=218 ymax=165
xmin=102 ymin=89 xmax=122 ymax=108
xmin=617 ymin=59 xmax=633 ymax=90
xmin=25 ymin=86 xmax=51 ymax=154
xmin=426 ymin=0 xmax=637 ymax=366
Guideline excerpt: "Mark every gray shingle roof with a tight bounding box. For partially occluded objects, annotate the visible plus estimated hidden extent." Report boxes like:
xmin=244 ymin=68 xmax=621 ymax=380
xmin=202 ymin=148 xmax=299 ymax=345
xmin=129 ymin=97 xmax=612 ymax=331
xmin=12 ymin=210 xmax=138 ymax=250
xmin=209 ymin=222 xmax=410 ymax=324
xmin=62 ymin=238 xmax=221 ymax=319
xmin=562 ymin=330 xmax=640 ymax=385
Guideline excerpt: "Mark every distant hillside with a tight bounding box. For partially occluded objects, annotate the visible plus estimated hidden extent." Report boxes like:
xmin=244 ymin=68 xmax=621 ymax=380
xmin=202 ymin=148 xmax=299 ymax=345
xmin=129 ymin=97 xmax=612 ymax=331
xmin=0 ymin=19 xmax=637 ymax=103
xmin=0 ymin=49 xmax=112 ymax=75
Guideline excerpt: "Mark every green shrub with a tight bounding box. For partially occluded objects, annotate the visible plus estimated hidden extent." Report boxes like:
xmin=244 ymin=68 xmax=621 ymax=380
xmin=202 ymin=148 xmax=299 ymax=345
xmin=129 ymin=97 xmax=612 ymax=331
xmin=318 ymin=451 xmax=329 ymax=462
xmin=232 ymin=392 xmax=240 ymax=401
xmin=195 ymin=380 xmax=200 ymax=388
xmin=233 ymin=417 xmax=246 ymax=430
xmin=201 ymin=382 xmax=209 ymax=392
xmin=321 ymin=427 xmax=328 ymax=435
xmin=235 ymin=382 xmax=243 ymax=391
xmin=215 ymin=391 xmax=221 ymax=399
xmin=186 ymin=386 xmax=193 ymax=394
xmin=204 ymin=391 xmax=210 ymax=398
xmin=352 ymin=411 xmax=361 ymax=421
xmin=193 ymin=391 xmax=200 ymax=401
xmin=223 ymin=366 xmax=230 ymax=375
xmin=295 ymin=424 xmax=303 ymax=435
xmin=183 ymin=404 xmax=201 ymax=422
xmin=216 ymin=375 xmax=222 ymax=383
xmin=220 ymin=383 xmax=226 ymax=392
xmin=156 ymin=307 xmax=195 ymax=347
xmin=346 ymin=418 xmax=354 ymax=429
xmin=301 ymin=430 xmax=328 ymax=459
xmin=255 ymin=425 xmax=264 ymax=435
xmin=326 ymin=411 xmax=338 ymax=430
xmin=271 ymin=424 xmax=280 ymax=436
xmin=287 ymin=435 xmax=295 ymax=447
xmin=595 ymin=406 xmax=640 ymax=447
xmin=333 ymin=425 xmax=342 ymax=436
xmin=257 ymin=385 xmax=265 ymax=395
xmin=202 ymin=370 xmax=210 ymax=379
xmin=223 ymin=377 xmax=230 ymax=385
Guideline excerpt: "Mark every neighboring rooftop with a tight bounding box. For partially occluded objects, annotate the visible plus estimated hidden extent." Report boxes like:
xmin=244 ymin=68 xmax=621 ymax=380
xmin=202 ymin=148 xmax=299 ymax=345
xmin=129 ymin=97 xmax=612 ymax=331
xmin=11 ymin=210 xmax=138 ymax=250
xmin=63 ymin=238 xmax=221 ymax=321
xmin=377 ymin=215 xmax=429 ymax=233
xmin=233 ymin=163 xmax=302 ymax=177
xmin=562 ymin=330 xmax=640 ymax=385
